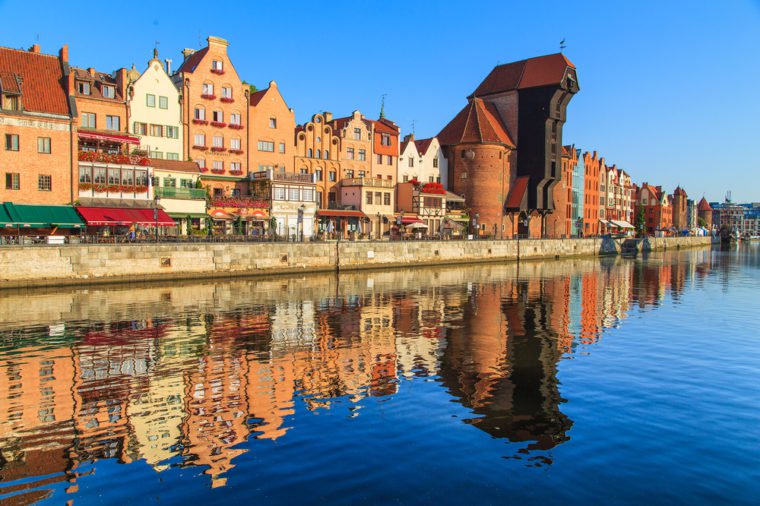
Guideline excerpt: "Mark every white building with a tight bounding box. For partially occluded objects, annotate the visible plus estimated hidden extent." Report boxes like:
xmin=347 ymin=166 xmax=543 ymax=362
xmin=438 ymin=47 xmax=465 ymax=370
xmin=127 ymin=49 xmax=183 ymax=160
xmin=398 ymin=135 xmax=448 ymax=188
xmin=250 ymin=169 xmax=317 ymax=240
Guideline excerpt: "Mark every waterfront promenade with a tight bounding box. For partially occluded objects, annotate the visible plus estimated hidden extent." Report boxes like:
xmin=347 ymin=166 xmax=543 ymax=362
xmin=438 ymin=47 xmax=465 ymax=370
xmin=0 ymin=236 xmax=711 ymax=289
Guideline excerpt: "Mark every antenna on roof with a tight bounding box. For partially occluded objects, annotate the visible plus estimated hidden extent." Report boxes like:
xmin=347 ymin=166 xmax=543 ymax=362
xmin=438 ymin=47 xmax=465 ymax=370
xmin=560 ymin=38 xmax=567 ymax=52
xmin=411 ymin=120 xmax=416 ymax=136
xmin=379 ymin=94 xmax=387 ymax=119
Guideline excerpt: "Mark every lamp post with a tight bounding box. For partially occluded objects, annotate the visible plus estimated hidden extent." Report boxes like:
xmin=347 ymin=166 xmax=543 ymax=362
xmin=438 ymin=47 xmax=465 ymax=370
xmin=472 ymin=213 xmax=479 ymax=240
xmin=153 ymin=191 xmax=160 ymax=243
xmin=376 ymin=212 xmax=381 ymax=241
xmin=297 ymin=204 xmax=304 ymax=242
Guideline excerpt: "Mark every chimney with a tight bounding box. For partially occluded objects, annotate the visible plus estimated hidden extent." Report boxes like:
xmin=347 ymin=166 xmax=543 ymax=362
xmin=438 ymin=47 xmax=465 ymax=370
xmin=59 ymin=44 xmax=68 ymax=63
xmin=29 ymin=44 xmax=40 ymax=53
xmin=87 ymin=67 xmax=96 ymax=77
xmin=182 ymin=48 xmax=196 ymax=60
xmin=165 ymin=58 xmax=172 ymax=74
xmin=114 ymin=68 xmax=128 ymax=98
xmin=323 ymin=111 xmax=332 ymax=122
xmin=404 ymin=133 xmax=414 ymax=143
xmin=207 ymin=36 xmax=229 ymax=50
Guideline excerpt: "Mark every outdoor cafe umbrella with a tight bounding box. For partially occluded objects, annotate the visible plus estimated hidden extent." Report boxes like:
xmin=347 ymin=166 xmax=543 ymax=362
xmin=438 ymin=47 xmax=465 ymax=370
xmin=327 ymin=220 xmax=334 ymax=234
xmin=407 ymin=222 xmax=428 ymax=230
xmin=357 ymin=218 xmax=363 ymax=235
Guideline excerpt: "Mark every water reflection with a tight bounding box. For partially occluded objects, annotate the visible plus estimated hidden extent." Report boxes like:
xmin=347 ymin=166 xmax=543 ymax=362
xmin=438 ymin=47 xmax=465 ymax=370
xmin=0 ymin=248 xmax=719 ymax=501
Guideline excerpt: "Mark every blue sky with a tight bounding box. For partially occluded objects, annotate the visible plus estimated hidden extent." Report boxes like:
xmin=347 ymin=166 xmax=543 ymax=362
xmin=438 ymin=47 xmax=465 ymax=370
xmin=2 ymin=0 xmax=758 ymax=202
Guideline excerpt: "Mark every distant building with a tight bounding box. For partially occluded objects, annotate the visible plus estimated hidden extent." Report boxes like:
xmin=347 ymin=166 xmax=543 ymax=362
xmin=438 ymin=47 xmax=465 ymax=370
xmin=582 ymin=151 xmax=602 ymax=236
xmin=697 ymin=197 xmax=713 ymax=230
xmin=635 ymin=183 xmax=673 ymax=235
xmin=571 ymin=148 xmax=585 ymax=236
xmin=672 ymin=186 xmax=688 ymax=231
xmin=398 ymin=134 xmax=447 ymax=187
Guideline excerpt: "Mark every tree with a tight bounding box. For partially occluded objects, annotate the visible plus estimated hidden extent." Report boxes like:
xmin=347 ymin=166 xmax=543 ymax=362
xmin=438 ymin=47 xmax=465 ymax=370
xmin=698 ymin=217 xmax=706 ymax=228
xmin=635 ymin=208 xmax=646 ymax=237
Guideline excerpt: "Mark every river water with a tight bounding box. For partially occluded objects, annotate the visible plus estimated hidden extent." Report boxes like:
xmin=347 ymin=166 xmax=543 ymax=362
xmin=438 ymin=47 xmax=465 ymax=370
xmin=0 ymin=245 xmax=758 ymax=505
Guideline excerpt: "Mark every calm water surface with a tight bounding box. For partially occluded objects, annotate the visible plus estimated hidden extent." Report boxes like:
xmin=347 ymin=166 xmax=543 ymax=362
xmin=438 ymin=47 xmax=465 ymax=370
xmin=0 ymin=246 xmax=758 ymax=505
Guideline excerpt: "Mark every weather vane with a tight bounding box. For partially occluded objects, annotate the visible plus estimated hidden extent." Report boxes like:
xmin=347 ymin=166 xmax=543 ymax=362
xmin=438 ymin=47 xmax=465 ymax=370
xmin=560 ymin=38 xmax=567 ymax=52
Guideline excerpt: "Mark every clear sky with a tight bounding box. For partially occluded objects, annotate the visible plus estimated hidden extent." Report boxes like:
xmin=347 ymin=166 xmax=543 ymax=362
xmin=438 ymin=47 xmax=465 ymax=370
xmin=2 ymin=0 xmax=758 ymax=202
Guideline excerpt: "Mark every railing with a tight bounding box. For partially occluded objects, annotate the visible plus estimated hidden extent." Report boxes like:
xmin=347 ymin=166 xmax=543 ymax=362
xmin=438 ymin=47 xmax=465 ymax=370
xmin=341 ymin=177 xmax=394 ymax=188
xmin=78 ymin=151 xmax=150 ymax=166
xmin=209 ymin=198 xmax=269 ymax=208
xmin=155 ymin=187 xmax=207 ymax=200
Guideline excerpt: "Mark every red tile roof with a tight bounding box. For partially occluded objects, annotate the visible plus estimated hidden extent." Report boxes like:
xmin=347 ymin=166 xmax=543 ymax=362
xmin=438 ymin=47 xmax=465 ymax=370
xmin=249 ymin=88 xmax=268 ymax=106
xmin=438 ymin=98 xmax=515 ymax=147
xmin=673 ymin=186 xmax=687 ymax=196
xmin=414 ymin=137 xmax=434 ymax=156
xmin=698 ymin=197 xmax=712 ymax=211
xmin=149 ymin=158 xmax=201 ymax=173
xmin=176 ymin=47 xmax=208 ymax=74
xmin=71 ymin=67 xmax=124 ymax=101
xmin=0 ymin=46 xmax=69 ymax=115
xmin=472 ymin=53 xmax=575 ymax=97
xmin=370 ymin=118 xmax=400 ymax=134
xmin=504 ymin=176 xmax=530 ymax=211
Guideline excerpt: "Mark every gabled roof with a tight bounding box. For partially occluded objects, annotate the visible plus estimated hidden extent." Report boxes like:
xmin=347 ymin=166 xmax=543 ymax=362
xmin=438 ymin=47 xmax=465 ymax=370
xmin=438 ymin=98 xmax=515 ymax=147
xmin=472 ymin=53 xmax=575 ymax=97
xmin=249 ymin=88 xmax=268 ymax=106
xmin=176 ymin=47 xmax=209 ymax=74
xmin=370 ymin=118 xmax=400 ymax=135
xmin=0 ymin=46 xmax=69 ymax=115
xmin=698 ymin=197 xmax=712 ymax=211
xmin=640 ymin=183 xmax=661 ymax=202
xmin=71 ymin=67 xmax=124 ymax=100
xmin=330 ymin=115 xmax=373 ymax=133
xmin=414 ymin=137 xmax=435 ymax=156
xmin=673 ymin=186 xmax=687 ymax=196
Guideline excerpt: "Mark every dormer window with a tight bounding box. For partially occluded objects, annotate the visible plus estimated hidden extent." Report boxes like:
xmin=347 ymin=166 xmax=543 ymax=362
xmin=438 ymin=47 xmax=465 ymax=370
xmin=102 ymin=85 xmax=114 ymax=99
xmin=211 ymin=60 xmax=224 ymax=74
xmin=77 ymin=81 xmax=90 ymax=95
xmin=381 ymin=133 xmax=391 ymax=146
xmin=1 ymin=95 xmax=20 ymax=111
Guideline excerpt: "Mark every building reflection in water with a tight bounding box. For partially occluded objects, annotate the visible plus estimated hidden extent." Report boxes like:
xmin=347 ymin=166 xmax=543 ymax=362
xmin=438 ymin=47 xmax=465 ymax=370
xmin=0 ymin=250 xmax=714 ymax=501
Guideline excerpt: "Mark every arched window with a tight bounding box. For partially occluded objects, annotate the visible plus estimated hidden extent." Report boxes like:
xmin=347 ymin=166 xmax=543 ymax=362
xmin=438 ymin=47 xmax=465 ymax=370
xmin=316 ymin=149 xmax=321 ymax=159
xmin=308 ymin=148 xmax=313 ymax=158
xmin=324 ymin=150 xmax=329 ymax=159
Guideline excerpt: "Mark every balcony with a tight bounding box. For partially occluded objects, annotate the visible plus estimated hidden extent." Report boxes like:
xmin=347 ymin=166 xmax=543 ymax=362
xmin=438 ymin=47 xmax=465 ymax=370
xmin=251 ymin=170 xmax=314 ymax=183
xmin=210 ymin=121 xmax=227 ymax=128
xmin=78 ymin=151 xmax=150 ymax=166
xmin=341 ymin=177 xmax=394 ymax=188
xmin=155 ymin=187 xmax=207 ymax=200
xmin=192 ymin=119 xmax=209 ymax=125
xmin=210 ymin=197 xmax=269 ymax=209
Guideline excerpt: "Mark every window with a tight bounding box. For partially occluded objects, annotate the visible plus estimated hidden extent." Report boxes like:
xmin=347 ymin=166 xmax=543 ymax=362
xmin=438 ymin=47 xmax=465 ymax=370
xmin=166 ymin=126 xmax=179 ymax=139
xmin=433 ymin=157 xmax=439 ymax=168
xmin=353 ymin=128 xmax=361 ymax=140
xmin=317 ymin=191 xmax=323 ymax=204
xmin=358 ymin=170 xmax=366 ymax=178
xmin=315 ymin=169 xmax=323 ymax=181
xmin=196 ymin=159 xmax=206 ymax=169
xmin=328 ymin=192 xmax=336 ymax=204
xmin=37 ymin=137 xmax=51 ymax=154
xmin=228 ymin=138 xmax=240 ymax=150
xmin=94 ymin=167 xmax=106 ymax=184
xmin=381 ymin=133 xmax=391 ymax=146
xmin=194 ymin=107 xmax=206 ymax=120
xmin=164 ymin=177 xmax=176 ymax=188
xmin=222 ymin=87 xmax=232 ymax=99
xmin=81 ymin=112 xmax=96 ymax=128
xmin=231 ymin=161 xmax=241 ymax=172
xmin=436 ymin=176 xmax=440 ymax=183
xmin=77 ymin=81 xmax=90 ymax=95
xmin=194 ymin=134 xmax=205 ymax=146
xmin=303 ymin=188 xmax=314 ymax=202
xmin=146 ymin=94 xmax=156 ymax=107
xmin=429 ymin=176 xmax=434 ymax=183
xmin=102 ymin=85 xmax=114 ymax=98
xmin=300 ymin=168 xmax=308 ymax=175
xmin=316 ymin=149 xmax=321 ymax=159
xmin=289 ymin=188 xmax=299 ymax=201
xmin=384 ymin=192 xmax=391 ymax=205
xmin=213 ymin=160 xmax=223 ymax=171
xmin=38 ymin=175 xmax=51 ymax=192
xmin=78 ymin=167 xmax=91 ymax=183
xmin=3 ymin=95 xmax=20 ymax=111
xmin=167 ymin=153 xmax=180 ymax=161
xmin=408 ymin=157 xmax=414 ymax=167
xmin=386 ymin=155 xmax=392 ymax=164
xmin=180 ymin=178 xmax=193 ymax=188
xmin=159 ymin=96 xmax=168 ymax=109
xmin=212 ymin=60 xmax=223 ymax=71
xmin=274 ymin=187 xmax=286 ymax=200
xmin=329 ymin=171 xmax=336 ymax=182
xmin=269 ymin=117 xmax=277 ymax=128
xmin=150 ymin=151 xmax=163 ymax=159
xmin=403 ymin=175 xmax=408 ymax=182
xmin=375 ymin=191 xmax=382 ymax=204
xmin=134 ymin=122 xmax=147 ymax=135
xmin=5 ymin=134 xmax=19 ymax=151
xmin=279 ymin=142 xmax=285 ymax=154
xmin=202 ymin=83 xmax=214 ymax=96
xmin=230 ymin=113 xmax=241 ymax=125
xmin=377 ymin=154 xmax=382 ymax=164
xmin=358 ymin=149 xmax=366 ymax=161
xmin=213 ymin=135 xmax=223 ymax=148
xmin=366 ymin=192 xmax=373 ymax=205
xmin=212 ymin=110 xmax=224 ymax=122
xmin=345 ymin=169 xmax=354 ymax=178
xmin=324 ymin=150 xmax=329 ymax=159
xmin=347 ymin=148 xmax=355 ymax=160
xmin=150 ymin=124 xmax=163 ymax=137
xmin=307 ymin=148 xmax=313 ymax=158
xmin=5 ymin=172 xmax=20 ymax=190
xmin=106 ymin=115 xmax=120 ymax=131
xmin=258 ymin=140 xmax=274 ymax=152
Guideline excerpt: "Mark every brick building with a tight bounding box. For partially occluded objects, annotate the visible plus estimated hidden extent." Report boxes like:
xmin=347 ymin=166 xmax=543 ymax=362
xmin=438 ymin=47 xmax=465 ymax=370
xmin=582 ymin=151 xmax=601 ymax=236
xmin=697 ymin=197 xmax=713 ymax=230
xmin=672 ymin=186 xmax=688 ymax=231
xmin=635 ymin=183 xmax=673 ymax=235
xmin=294 ymin=112 xmax=341 ymax=209
xmin=249 ymin=80 xmax=295 ymax=174
xmin=1 ymin=44 xmax=75 ymax=205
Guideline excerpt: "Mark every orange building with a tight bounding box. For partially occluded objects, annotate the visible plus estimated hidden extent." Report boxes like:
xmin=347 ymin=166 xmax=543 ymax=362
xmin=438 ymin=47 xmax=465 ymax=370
xmin=249 ymin=80 xmax=295 ymax=173
xmin=547 ymin=145 xmax=578 ymax=238
xmin=329 ymin=110 xmax=373 ymax=180
xmin=0 ymin=44 xmax=76 ymax=204
xmin=368 ymin=116 xmax=400 ymax=184
xmin=294 ymin=112 xmax=341 ymax=208
xmin=635 ymin=183 xmax=673 ymax=235
xmin=582 ymin=151 xmax=602 ymax=236
xmin=175 ymin=36 xmax=248 ymax=199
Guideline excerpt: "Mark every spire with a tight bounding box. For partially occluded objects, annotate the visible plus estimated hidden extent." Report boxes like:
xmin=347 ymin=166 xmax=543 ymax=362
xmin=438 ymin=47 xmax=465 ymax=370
xmin=153 ymin=47 xmax=159 ymax=59
xmin=379 ymin=94 xmax=386 ymax=119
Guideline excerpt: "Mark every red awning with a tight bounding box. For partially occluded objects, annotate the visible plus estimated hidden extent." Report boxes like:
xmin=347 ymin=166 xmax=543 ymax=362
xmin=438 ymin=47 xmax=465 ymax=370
xmin=401 ymin=216 xmax=424 ymax=225
xmin=316 ymin=210 xmax=367 ymax=218
xmin=78 ymin=131 xmax=141 ymax=145
xmin=77 ymin=207 xmax=176 ymax=226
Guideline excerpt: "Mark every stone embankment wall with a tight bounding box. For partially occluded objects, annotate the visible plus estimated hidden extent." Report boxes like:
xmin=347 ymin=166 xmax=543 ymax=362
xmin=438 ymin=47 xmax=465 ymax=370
xmin=0 ymin=236 xmax=712 ymax=289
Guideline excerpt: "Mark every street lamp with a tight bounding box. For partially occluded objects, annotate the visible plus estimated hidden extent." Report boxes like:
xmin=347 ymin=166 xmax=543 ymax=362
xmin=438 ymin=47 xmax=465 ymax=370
xmin=472 ymin=213 xmax=479 ymax=240
xmin=376 ymin=212 xmax=381 ymax=241
xmin=153 ymin=192 xmax=161 ymax=243
xmin=297 ymin=204 xmax=305 ymax=242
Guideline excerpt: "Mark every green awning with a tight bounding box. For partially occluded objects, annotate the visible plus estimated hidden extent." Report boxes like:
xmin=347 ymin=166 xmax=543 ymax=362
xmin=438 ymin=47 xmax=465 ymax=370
xmin=167 ymin=212 xmax=208 ymax=219
xmin=1 ymin=202 xmax=85 ymax=229
xmin=0 ymin=204 xmax=13 ymax=228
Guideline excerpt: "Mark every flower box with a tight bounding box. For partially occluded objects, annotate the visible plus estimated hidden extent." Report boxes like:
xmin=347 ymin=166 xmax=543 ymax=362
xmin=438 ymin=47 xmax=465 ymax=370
xmin=210 ymin=68 xmax=225 ymax=75
xmin=199 ymin=167 xmax=209 ymax=173
xmin=229 ymin=149 xmax=244 ymax=155
xmin=78 ymin=151 xmax=149 ymax=166
xmin=210 ymin=121 xmax=227 ymax=128
xmin=220 ymin=97 xmax=234 ymax=103
xmin=79 ymin=182 xmax=93 ymax=191
xmin=192 ymin=119 xmax=209 ymax=125
xmin=201 ymin=94 xmax=216 ymax=100
xmin=211 ymin=168 xmax=225 ymax=174
xmin=229 ymin=170 xmax=243 ymax=176
xmin=228 ymin=124 xmax=244 ymax=130
xmin=210 ymin=146 xmax=226 ymax=152
xmin=193 ymin=145 xmax=208 ymax=151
